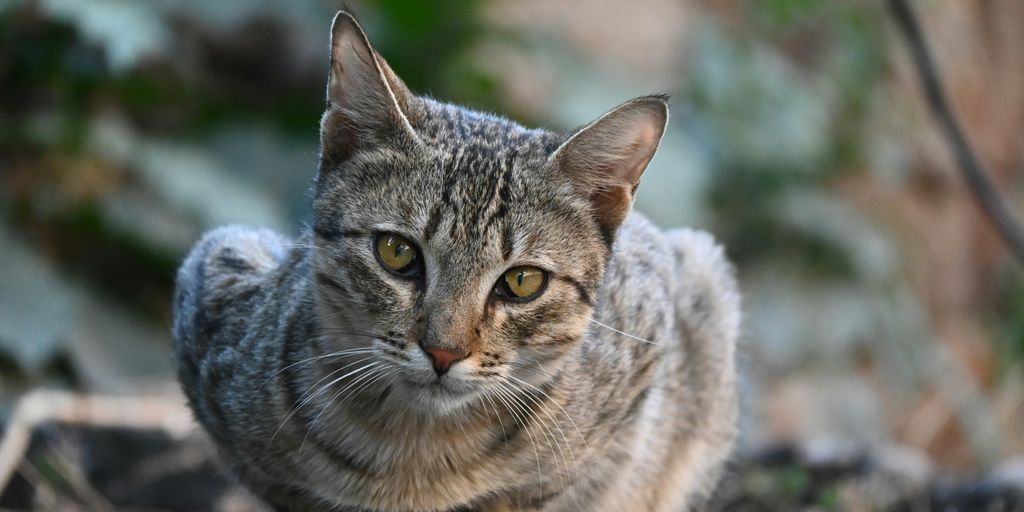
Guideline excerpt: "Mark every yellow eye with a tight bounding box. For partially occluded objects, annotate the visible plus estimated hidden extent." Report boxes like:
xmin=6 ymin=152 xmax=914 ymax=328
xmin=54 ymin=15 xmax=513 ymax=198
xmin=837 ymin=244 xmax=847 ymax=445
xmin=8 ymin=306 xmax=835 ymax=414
xmin=375 ymin=233 xmax=419 ymax=274
xmin=502 ymin=266 xmax=546 ymax=299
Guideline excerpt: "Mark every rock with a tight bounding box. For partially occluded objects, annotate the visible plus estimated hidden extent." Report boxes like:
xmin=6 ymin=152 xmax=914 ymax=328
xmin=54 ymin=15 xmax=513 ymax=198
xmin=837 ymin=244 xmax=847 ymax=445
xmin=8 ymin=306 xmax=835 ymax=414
xmin=0 ymin=227 xmax=78 ymax=375
xmin=0 ymin=391 xmax=262 ymax=511
xmin=710 ymin=439 xmax=1023 ymax=511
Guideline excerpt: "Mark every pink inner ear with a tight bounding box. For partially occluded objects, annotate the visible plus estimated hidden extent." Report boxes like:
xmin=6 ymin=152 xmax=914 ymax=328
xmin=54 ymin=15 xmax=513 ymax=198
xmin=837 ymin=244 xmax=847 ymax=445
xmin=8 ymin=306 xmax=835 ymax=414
xmin=614 ymin=124 xmax=662 ymax=186
xmin=327 ymin=62 xmax=351 ymax=109
xmin=552 ymin=96 xmax=667 ymax=235
xmin=585 ymin=134 xmax=657 ymax=226
xmin=589 ymin=185 xmax=633 ymax=228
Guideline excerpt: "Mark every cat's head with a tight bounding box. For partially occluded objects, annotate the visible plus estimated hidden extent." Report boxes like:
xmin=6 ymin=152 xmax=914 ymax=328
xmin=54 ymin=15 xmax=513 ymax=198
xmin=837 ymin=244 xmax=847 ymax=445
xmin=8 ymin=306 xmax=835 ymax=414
xmin=311 ymin=12 xmax=667 ymax=415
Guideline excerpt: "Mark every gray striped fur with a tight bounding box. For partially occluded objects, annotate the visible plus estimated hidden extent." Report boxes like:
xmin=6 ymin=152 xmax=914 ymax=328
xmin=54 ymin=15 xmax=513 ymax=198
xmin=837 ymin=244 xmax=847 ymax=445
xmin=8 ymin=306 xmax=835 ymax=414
xmin=173 ymin=12 xmax=740 ymax=512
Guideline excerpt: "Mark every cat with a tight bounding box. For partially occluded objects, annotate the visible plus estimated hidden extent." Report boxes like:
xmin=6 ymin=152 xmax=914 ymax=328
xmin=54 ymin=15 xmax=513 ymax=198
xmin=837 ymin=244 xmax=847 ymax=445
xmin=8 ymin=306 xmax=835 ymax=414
xmin=173 ymin=11 xmax=740 ymax=512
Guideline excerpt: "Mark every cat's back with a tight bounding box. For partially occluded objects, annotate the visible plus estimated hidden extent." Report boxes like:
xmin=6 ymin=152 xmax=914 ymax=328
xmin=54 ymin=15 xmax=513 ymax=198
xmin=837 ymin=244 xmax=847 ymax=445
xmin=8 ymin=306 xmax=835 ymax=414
xmin=601 ymin=213 xmax=740 ymax=345
xmin=592 ymin=212 xmax=740 ymax=509
xmin=172 ymin=226 xmax=298 ymax=411
xmin=599 ymin=212 xmax=739 ymax=412
xmin=173 ymin=226 xmax=291 ymax=343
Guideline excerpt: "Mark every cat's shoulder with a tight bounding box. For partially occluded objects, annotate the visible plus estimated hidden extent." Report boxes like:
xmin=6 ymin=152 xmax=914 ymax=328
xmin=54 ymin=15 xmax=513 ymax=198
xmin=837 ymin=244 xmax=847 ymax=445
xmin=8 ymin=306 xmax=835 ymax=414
xmin=177 ymin=226 xmax=290 ymax=293
xmin=616 ymin=213 xmax=736 ymax=292
xmin=173 ymin=226 xmax=291 ymax=340
xmin=663 ymin=225 xmax=741 ymax=346
xmin=615 ymin=213 xmax=740 ymax=339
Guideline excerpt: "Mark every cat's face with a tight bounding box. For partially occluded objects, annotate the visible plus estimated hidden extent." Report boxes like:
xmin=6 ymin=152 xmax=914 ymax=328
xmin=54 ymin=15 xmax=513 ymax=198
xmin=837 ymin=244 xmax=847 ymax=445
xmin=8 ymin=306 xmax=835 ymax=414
xmin=310 ymin=13 xmax=666 ymax=414
xmin=313 ymin=107 xmax=606 ymax=412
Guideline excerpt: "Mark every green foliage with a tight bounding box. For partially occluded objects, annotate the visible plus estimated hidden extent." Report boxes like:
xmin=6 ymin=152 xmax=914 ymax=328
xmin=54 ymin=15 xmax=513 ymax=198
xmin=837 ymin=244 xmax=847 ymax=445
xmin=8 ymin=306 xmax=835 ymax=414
xmin=753 ymin=0 xmax=823 ymax=24
xmin=688 ymin=2 xmax=887 ymax=279
xmin=708 ymin=167 xmax=857 ymax=278
xmin=724 ymin=465 xmax=843 ymax=511
xmin=1 ymin=0 xmax=1020 ymax=478
xmin=993 ymin=271 xmax=1024 ymax=373
xmin=0 ymin=1 xmax=504 ymax=375
xmin=365 ymin=0 xmax=501 ymax=111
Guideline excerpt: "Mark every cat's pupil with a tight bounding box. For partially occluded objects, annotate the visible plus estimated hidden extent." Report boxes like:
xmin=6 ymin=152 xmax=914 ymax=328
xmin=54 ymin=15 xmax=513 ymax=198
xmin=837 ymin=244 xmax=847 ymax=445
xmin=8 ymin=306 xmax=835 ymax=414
xmin=517 ymin=271 xmax=525 ymax=287
xmin=394 ymin=244 xmax=405 ymax=258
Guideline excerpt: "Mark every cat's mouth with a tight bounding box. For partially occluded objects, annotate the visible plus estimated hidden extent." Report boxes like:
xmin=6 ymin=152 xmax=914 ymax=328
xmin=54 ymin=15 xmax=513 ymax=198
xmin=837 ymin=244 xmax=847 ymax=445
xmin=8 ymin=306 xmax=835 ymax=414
xmin=392 ymin=374 xmax=481 ymax=416
xmin=401 ymin=374 xmax=475 ymax=399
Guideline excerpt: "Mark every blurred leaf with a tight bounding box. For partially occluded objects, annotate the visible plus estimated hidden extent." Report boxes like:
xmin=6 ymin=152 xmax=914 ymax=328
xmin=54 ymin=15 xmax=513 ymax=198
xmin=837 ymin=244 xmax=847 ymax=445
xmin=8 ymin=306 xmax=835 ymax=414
xmin=37 ymin=0 xmax=169 ymax=72
xmin=0 ymin=226 xmax=78 ymax=373
xmin=87 ymin=115 xmax=290 ymax=235
xmin=67 ymin=298 xmax=173 ymax=392
xmin=367 ymin=0 xmax=495 ymax=105
xmin=993 ymin=272 xmax=1024 ymax=373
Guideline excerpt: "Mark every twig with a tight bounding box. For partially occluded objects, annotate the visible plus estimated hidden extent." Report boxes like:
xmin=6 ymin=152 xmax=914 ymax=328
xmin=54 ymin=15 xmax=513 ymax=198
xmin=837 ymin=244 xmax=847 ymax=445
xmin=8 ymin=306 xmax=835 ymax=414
xmin=0 ymin=390 xmax=194 ymax=492
xmin=887 ymin=0 xmax=1024 ymax=262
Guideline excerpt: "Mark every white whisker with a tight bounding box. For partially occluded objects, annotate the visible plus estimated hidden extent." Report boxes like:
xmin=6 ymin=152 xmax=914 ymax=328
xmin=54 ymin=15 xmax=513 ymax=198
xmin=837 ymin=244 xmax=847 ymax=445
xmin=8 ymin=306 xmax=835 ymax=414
xmin=491 ymin=383 xmax=544 ymax=492
xmin=257 ymin=346 xmax=377 ymax=391
xmin=590 ymin=319 xmax=664 ymax=346
xmin=507 ymin=373 xmax=590 ymax=452
xmin=496 ymin=380 xmax=569 ymax=498
xmin=482 ymin=394 xmax=509 ymax=454
xmin=283 ymin=243 xmax=320 ymax=250
xmin=299 ymin=365 xmax=391 ymax=454
xmin=264 ymin=359 xmax=379 ymax=453
xmin=503 ymin=376 xmax=580 ymax=506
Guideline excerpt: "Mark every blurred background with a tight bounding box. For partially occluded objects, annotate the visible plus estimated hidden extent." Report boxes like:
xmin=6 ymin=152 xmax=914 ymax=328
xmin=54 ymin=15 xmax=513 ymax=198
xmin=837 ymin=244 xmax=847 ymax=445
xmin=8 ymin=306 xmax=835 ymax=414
xmin=1 ymin=0 xmax=1023 ymax=510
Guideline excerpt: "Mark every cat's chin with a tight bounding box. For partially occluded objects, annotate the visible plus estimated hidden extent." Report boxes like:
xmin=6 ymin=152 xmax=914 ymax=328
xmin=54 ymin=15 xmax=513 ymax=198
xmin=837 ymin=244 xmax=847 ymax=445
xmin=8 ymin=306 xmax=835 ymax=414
xmin=396 ymin=377 xmax=479 ymax=416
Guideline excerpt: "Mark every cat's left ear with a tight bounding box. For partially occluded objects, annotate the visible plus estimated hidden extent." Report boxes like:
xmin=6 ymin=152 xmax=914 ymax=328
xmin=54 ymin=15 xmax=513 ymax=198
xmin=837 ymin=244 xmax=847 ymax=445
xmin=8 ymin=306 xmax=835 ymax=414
xmin=552 ymin=95 xmax=669 ymax=240
xmin=321 ymin=12 xmax=418 ymax=167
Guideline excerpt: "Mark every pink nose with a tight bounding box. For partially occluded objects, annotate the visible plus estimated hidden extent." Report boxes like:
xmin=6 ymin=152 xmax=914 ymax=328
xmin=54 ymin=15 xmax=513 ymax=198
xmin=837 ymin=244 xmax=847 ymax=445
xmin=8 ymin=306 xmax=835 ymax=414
xmin=423 ymin=346 xmax=467 ymax=375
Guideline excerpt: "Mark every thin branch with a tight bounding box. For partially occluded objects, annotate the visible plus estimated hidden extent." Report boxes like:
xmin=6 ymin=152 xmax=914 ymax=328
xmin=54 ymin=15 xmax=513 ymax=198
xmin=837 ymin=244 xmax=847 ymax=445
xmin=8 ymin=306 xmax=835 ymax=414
xmin=887 ymin=0 xmax=1024 ymax=262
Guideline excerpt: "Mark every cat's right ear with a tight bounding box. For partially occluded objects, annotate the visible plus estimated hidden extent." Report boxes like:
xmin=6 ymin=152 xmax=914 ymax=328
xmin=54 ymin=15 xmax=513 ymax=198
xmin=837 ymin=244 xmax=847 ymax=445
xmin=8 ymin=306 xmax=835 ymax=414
xmin=320 ymin=12 xmax=417 ymax=167
xmin=552 ymin=95 xmax=669 ymax=243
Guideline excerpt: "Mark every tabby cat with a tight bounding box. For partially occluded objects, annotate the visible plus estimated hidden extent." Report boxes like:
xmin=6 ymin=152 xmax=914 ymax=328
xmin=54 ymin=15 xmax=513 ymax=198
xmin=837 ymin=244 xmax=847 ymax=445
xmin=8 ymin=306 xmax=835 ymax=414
xmin=173 ymin=11 xmax=740 ymax=512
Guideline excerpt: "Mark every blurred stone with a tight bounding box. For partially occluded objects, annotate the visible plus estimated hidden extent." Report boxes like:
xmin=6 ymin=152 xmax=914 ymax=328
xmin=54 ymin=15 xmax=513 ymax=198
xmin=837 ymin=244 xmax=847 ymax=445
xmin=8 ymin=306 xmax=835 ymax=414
xmin=0 ymin=421 xmax=242 ymax=511
xmin=743 ymin=269 xmax=877 ymax=374
xmin=994 ymin=457 xmax=1024 ymax=491
xmin=762 ymin=371 xmax=887 ymax=446
xmin=776 ymin=190 xmax=897 ymax=281
xmin=65 ymin=298 xmax=174 ymax=394
xmin=100 ymin=187 xmax=200 ymax=255
xmin=204 ymin=124 xmax=319 ymax=223
xmin=88 ymin=115 xmax=290 ymax=238
xmin=802 ymin=437 xmax=864 ymax=470
xmin=875 ymin=443 xmax=934 ymax=490
xmin=0 ymin=227 xmax=78 ymax=374
xmin=711 ymin=439 xmax=1024 ymax=512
